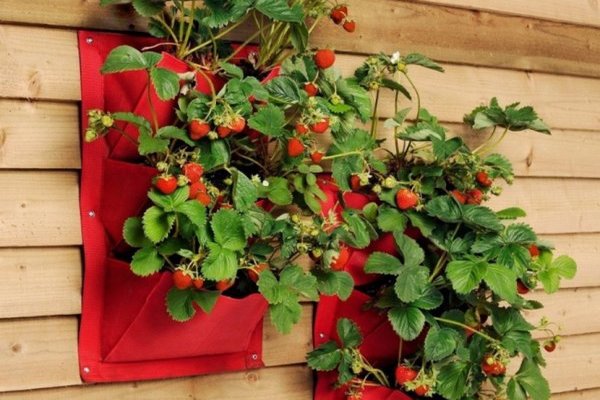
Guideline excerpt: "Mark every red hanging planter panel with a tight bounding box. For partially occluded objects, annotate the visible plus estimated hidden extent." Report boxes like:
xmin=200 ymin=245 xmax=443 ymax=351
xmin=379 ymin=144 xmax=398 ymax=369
xmin=313 ymin=291 xmax=422 ymax=400
xmin=77 ymin=31 xmax=267 ymax=383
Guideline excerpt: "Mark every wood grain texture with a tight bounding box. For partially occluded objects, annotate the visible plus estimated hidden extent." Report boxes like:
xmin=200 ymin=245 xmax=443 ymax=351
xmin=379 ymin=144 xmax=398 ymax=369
xmin=543 ymin=333 xmax=600 ymax=393
xmin=526 ymin=288 xmax=600 ymax=338
xmin=0 ymin=305 xmax=312 ymax=392
xmin=2 ymin=25 xmax=599 ymax=131
xmin=553 ymin=388 xmax=600 ymax=400
xmin=0 ymin=171 xmax=82 ymax=247
xmin=0 ymin=247 xmax=82 ymax=319
xmin=487 ymin=178 xmax=600 ymax=234
xmin=413 ymin=0 xmax=600 ymax=28
xmin=3 ymin=1 xmax=600 ymax=78
xmin=0 ymin=365 xmax=312 ymax=400
xmin=0 ymin=317 xmax=81 ymax=392
xmin=0 ymin=99 xmax=80 ymax=169
xmin=0 ymin=25 xmax=80 ymax=101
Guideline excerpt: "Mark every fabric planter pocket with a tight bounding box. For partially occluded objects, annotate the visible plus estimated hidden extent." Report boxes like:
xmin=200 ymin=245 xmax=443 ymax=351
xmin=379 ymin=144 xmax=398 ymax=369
xmin=78 ymin=31 xmax=265 ymax=383
xmin=102 ymin=257 xmax=268 ymax=363
xmin=100 ymin=159 xmax=156 ymax=246
xmin=314 ymin=290 xmax=422 ymax=400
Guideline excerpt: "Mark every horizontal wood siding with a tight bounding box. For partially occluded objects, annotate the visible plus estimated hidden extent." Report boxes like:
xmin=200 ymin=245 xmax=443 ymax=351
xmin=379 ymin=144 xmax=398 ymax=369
xmin=0 ymin=1 xmax=598 ymax=398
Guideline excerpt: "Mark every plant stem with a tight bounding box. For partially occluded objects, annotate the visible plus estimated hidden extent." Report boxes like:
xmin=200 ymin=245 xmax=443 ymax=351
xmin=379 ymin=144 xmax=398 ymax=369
xmin=393 ymin=90 xmax=401 ymax=159
xmin=146 ymin=76 xmax=160 ymax=134
xmin=183 ymin=16 xmax=249 ymax=57
xmin=322 ymin=151 xmax=363 ymax=161
xmin=370 ymin=88 xmax=381 ymax=138
xmin=178 ymin=0 xmax=196 ymax=58
xmin=434 ymin=317 xmax=498 ymax=343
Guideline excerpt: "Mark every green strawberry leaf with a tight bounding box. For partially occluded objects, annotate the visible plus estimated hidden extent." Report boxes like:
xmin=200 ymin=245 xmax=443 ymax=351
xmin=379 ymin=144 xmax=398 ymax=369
xmin=337 ymin=318 xmax=362 ymax=348
xmin=211 ymin=209 xmax=246 ymax=251
xmin=193 ymin=290 xmax=220 ymax=314
xmin=424 ymin=328 xmax=457 ymax=361
xmin=150 ymin=67 xmax=180 ymax=100
xmin=436 ymin=362 xmax=470 ymax=400
xmin=484 ymin=264 xmax=518 ymax=302
xmin=132 ymin=0 xmax=165 ymax=17
xmin=388 ymin=305 xmax=426 ymax=341
xmin=395 ymin=265 xmax=430 ymax=303
xmin=142 ymin=206 xmax=175 ymax=244
xmin=130 ymin=246 xmax=164 ymax=276
xmin=364 ymin=252 xmax=402 ymax=275
xmin=248 ymin=104 xmax=286 ymax=137
xmin=269 ymin=300 xmax=302 ymax=334
xmin=313 ymin=270 xmax=354 ymax=301
xmin=446 ymin=259 xmax=488 ymax=294
xmin=232 ymin=169 xmax=258 ymax=210
xmin=393 ymin=232 xmax=425 ymax=267
xmin=123 ymin=217 xmax=150 ymax=248
xmin=306 ymin=341 xmax=341 ymax=371
xmin=101 ymin=45 xmax=148 ymax=74
xmin=138 ymin=129 xmax=169 ymax=155
xmin=201 ymin=242 xmax=239 ymax=281
xmin=166 ymin=287 xmax=196 ymax=322
xmin=496 ymin=207 xmax=527 ymax=220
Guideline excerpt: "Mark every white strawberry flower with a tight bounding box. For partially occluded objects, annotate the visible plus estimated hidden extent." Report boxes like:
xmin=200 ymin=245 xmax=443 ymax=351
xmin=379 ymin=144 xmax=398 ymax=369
xmin=391 ymin=51 xmax=401 ymax=64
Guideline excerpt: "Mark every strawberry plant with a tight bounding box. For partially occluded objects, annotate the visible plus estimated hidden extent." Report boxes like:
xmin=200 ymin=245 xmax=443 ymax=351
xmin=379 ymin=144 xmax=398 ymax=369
xmin=307 ymin=52 xmax=577 ymax=400
xmin=85 ymin=3 xmax=576 ymax=398
xmin=86 ymin=0 xmax=367 ymax=335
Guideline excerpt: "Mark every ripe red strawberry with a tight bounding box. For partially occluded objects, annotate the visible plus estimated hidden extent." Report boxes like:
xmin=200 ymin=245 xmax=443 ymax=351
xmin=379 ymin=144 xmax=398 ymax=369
xmin=304 ymin=82 xmax=319 ymax=97
xmin=173 ymin=270 xmax=192 ymax=289
xmin=466 ymin=188 xmax=484 ymax=205
xmin=517 ymin=280 xmax=530 ymax=295
xmin=287 ymin=138 xmax=305 ymax=157
xmin=476 ymin=171 xmax=493 ymax=187
xmin=343 ymin=20 xmax=356 ymax=32
xmin=310 ymin=119 xmax=330 ymax=134
xmin=192 ymin=277 xmax=205 ymax=290
xmin=331 ymin=245 xmax=350 ymax=271
xmin=196 ymin=191 xmax=212 ymax=206
xmin=188 ymin=119 xmax=211 ymax=140
xmin=529 ymin=244 xmax=540 ymax=257
xmin=314 ymin=49 xmax=336 ymax=69
xmin=481 ymin=355 xmax=506 ymax=376
xmin=311 ymin=151 xmax=324 ymax=164
xmin=396 ymin=188 xmax=419 ymax=210
xmin=395 ymin=365 xmax=418 ymax=384
xmin=330 ymin=5 xmax=347 ymax=24
xmin=189 ymin=181 xmax=207 ymax=199
xmin=296 ymin=123 xmax=309 ymax=135
xmin=183 ymin=162 xmax=204 ymax=183
xmin=217 ymin=125 xmax=232 ymax=138
xmin=414 ymin=385 xmax=429 ymax=396
xmin=349 ymin=175 xmax=362 ymax=191
xmin=216 ymin=279 xmax=234 ymax=291
xmin=451 ymin=190 xmax=467 ymax=204
xmin=230 ymin=116 xmax=246 ymax=133
xmin=248 ymin=263 xmax=268 ymax=283
xmin=544 ymin=341 xmax=557 ymax=352
xmin=155 ymin=175 xmax=178 ymax=195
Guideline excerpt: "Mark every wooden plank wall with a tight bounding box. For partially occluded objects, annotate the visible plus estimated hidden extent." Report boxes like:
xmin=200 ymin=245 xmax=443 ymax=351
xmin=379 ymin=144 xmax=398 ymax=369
xmin=0 ymin=0 xmax=598 ymax=398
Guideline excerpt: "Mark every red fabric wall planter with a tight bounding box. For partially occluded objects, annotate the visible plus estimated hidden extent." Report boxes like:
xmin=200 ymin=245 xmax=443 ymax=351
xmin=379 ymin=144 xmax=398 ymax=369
xmin=78 ymin=31 xmax=267 ymax=383
xmin=314 ymin=291 xmax=420 ymax=400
